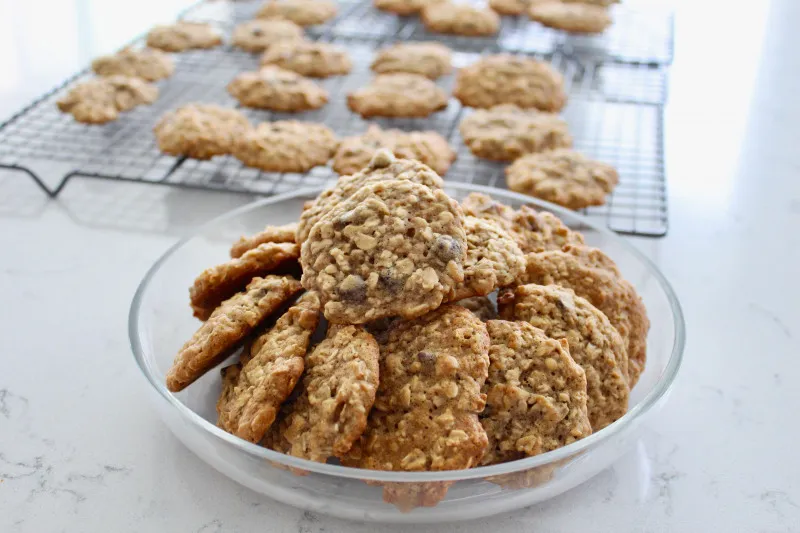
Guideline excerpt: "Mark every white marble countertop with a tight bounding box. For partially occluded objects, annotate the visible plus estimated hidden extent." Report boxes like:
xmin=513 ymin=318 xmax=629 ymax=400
xmin=1 ymin=0 xmax=799 ymax=531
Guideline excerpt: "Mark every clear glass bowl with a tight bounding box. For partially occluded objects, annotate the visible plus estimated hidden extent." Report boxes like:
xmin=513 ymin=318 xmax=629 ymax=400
xmin=129 ymin=183 xmax=684 ymax=524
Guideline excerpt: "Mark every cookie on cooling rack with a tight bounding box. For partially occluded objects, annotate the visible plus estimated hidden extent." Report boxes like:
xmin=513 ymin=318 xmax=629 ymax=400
xmin=228 ymin=66 xmax=328 ymax=112
xmin=146 ymin=21 xmax=222 ymax=52
xmin=257 ymin=0 xmax=338 ymax=26
xmin=505 ymin=148 xmax=619 ymax=209
xmin=231 ymin=19 xmax=304 ymax=53
xmin=91 ymin=47 xmax=174 ymax=82
xmin=370 ymin=42 xmax=452 ymax=80
xmin=347 ymin=73 xmax=448 ymax=118
xmin=57 ymin=76 xmax=158 ymax=124
xmin=488 ymin=0 xmax=536 ymax=17
xmin=528 ymin=2 xmax=613 ymax=34
xmin=260 ymin=40 xmax=352 ymax=78
xmin=421 ymin=2 xmax=500 ymax=37
xmin=453 ymin=54 xmax=566 ymax=111
xmin=154 ymin=104 xmax=250 ymax=160
xmin=232 ymin=121 xmax=338 ymax=173
xmin=374 ymin=0 xmax=446 ymax=15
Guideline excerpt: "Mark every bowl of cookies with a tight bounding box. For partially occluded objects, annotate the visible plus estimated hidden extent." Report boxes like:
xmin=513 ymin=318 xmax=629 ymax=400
xmin=130 ymin=151 xmax=684 ymax=523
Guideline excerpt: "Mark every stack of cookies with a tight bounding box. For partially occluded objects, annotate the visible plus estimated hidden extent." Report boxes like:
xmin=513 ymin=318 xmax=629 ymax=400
xmin=165 ymin=150 xmax=648 ymax=510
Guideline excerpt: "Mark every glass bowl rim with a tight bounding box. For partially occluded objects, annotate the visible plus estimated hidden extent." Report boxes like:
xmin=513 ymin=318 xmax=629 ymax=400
xmin=129 ymin=182 xmax=685 ymax=483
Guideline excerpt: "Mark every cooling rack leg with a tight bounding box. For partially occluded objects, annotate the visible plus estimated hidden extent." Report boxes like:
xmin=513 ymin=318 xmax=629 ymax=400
xmin=0 ymin=164 xmax=58 ymax=198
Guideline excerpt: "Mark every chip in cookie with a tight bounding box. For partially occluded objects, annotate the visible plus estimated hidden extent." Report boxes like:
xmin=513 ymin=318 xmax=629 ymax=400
xmin=154 ymin=104 xmax=250 ymax=160
xmin=228 ymin=66 xmax=328 ymax=112
xmin=347 ymin=73 xmax=448 ymax=118
xmin=57 ymin=76 xmax=158 ymax=124
xmin=370 ymin=42 xmax=452 ymax=80
xmin=231 ymin=19 xmax=304 ymax=53
xmin=232 ymin=121 xmax=338 ymax=173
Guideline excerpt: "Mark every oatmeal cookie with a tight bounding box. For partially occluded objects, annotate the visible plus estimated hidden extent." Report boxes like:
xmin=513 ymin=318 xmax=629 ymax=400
xmin=232 ymin=121 xmax=337 ymax=173
xmin=370 ymin=42 xmax=452 ymax=80
xmin=344 ymin=305 xmax=490 ymax=471
xmin=347 ymin=73 xmax=448 ymax=118
xmin=459 ymin=105 xmax=572 ymax=161
xmin=216 ymin=291 xmax=321 ymax=442
xmin=301 ymin=176 xmax=467 ymax=323
xmin=454 ymin=54 xmax=566 ymax=111
xmin=167 ymin=276 xmax=303 ymax=392
xmin=529 ymin=2 xmax=612 ymax=34
xmin=481 ymin=320 xmax=591 ymax=465
xmin=189 ymin=242 xmax=300 ymax=320
xmin=146 ymin=22 xmax=222 ymax=52
xmin=278 ymin=325 xmax=380 ymax=461
xmin=506 ymin=149 xmax=619 ymax=209
xmin=461 ymin=193 xmax=584 ymax=253
xmin=231 ymin=223 xmax=297 ymax=259
xmin=332 ymin=125 xmax=455 ymax=176
xmin=228 ymin=66 xmax=328 ymax=112
xmin=374 ymin=0 xmax=446 ymax=15
xmin=154 ymin=104 xmax=249 ymax=160
xmin=457 ymin=295 xmax=497 ymax=321
xmin=297 ymin=150 xmax=444 ymax=243
xmin=449 ymin=216 xmax=525 ymax=301
xmin=57 ymin=75 xmax=158 ymax=124
xmin=260 ymin=40 xmax=352 ymax=78
xmin=498 ymin=284 xmax=629 ymax=429
xmin=488 ymin=0 xmax=536 ymax=16
xmin=91 ymin=47 xmax=174 ymax=81
xmin=522 ymin=245 xmax=649 ymax=385
xmin=231 ymin=19 xmax=304 ymax=53
xmin=257 ymin=0 xmax=337 ymax=26
xmin=421 ymin=3 xmax=501 ymax=36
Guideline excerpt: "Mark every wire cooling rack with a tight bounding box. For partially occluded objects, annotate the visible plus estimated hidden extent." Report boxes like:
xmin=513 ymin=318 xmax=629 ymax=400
xmin=0 ymin=0 xmax=670 ymax=236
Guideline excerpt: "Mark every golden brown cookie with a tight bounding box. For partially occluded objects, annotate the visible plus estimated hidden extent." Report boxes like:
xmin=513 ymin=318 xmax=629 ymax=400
xmin=521 ymin=245 xmax=649 ymax=386
xmin=374 ymin=0 xmax=446 ymax=15
xmin=216 ymin=291 xmax=321 ymax=442
xmin=498 ymin=284 xmax=629 ymax=429
xmin=278 ymin=325 xmax=380 ymax=461
xmin=343 ymin=305 xmax=490 ymax=473
xmin=228 ymin=66 xmax=328 ymax=112
xmin=370 ymin=42 xmax=452 ymax=80
xmin=257 ymin=0 xmax=338 ymax=26
xmin=332 ymin=125 xmax=455 ymax=176
xmin=459 ymin=105 xmax=572 ymax=161
xmin=456 ymin=295 xmax=497 ymax=321
xmin=57 ymin=76 xmax=158 ymax=124
xmin=506 ymin=149 xmax=619 ymax=209
xmin=154 ymin=104 xmax=250 ymax=160
xmin=146 ymin=22 xmax=222 ymax=52
xmin=232 ymin=121 xmax=338 ymax=173
xmin=454 ymin=54 xmax=566 ymax=111
xmin=231 ymin=19 xmax=304 ymax=53
xmin=421 ymin=3 xmax=501 ymax=36
xmin=347 ymin=74 xmax=448 ymax=118
xmin=449 ymin=216 xmax=525 ymax=301
xmin=260 ymin=40 xmax=352 ymax=78
xmin=166 ymin=276 xmax=303 ymax=392
xmin=297 ymin=150 xmax=444 ymax=243
xmin=231 ymin=223 xmax=298 ymax=259
xmin=91 ymin=47 xmax=174 ymax=81
xmin=189 ymin=242 xmax=300 ymax=320
xmin=460 ymin=193 xmax=584 ymax=253
xmin=488 ymin=0 xmax=536 ymax=16
xmin=481 ymin=320 xmax=592 ymax=464
xmin=529 ymin=2 xmax=612 ymax=34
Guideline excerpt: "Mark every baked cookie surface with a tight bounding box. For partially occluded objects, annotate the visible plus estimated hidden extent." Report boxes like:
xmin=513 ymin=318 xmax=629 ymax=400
xmin=370 ymin=42 xmax=452 ymax=80
xmin=488 ymin=0 xmax=535 ymax=16
xmin=421 ymin=3 xmax=501 ymax=36
xmin=231 ymin=19 xmax=304 ymax=53
xmin=257 ymin=0 xmax=338 ymax=26
xmin=232 ymin=121 xmax=338 ymax=173
xmin=332 ymin=125 xmax=455 ymax=176
xmin=499 ymin=284 xmax=629 ymax=430
xmin=154 ymin=104 xmax=250 ymax=160
xmin=301 ymin=173 xmax=466 ymax=324
xmin=374 ymin=0 xmax=446 ymax=15
xmin=481 ymin=320 xmax=592 ymax=465
xmin=216 ymin=291 xmax=321 ymax=443
xmin=459 ymin=104 xmax=572 ymax=161
xmin=57 ymin=76 xmax=158 ymax=124
xmin=91 ymin=47 xmax=174 ymax=81
xmin=260 ymin=40 xmax=352 ymax=77
xmin=146 ymin=22 xmax=222 ymax=52
xmin=167 ymin=275 xmax=303 ymax=392
xmin=278 ymin=325 xmax=380 ymax=461
xmin=347 ymin=73 xmax=448 ymax=118
xmin=230 ymin=223 xmax=298 ymax=259
xmin=529 ymin=2 xmax=612 ymax=34
xmin=228 ymin=66 xmax=328 ymax=111
xmin=506 ymin=149 xmax=619 ymax=209
xmin=454 ymin=54 xmax=566 ymax=111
